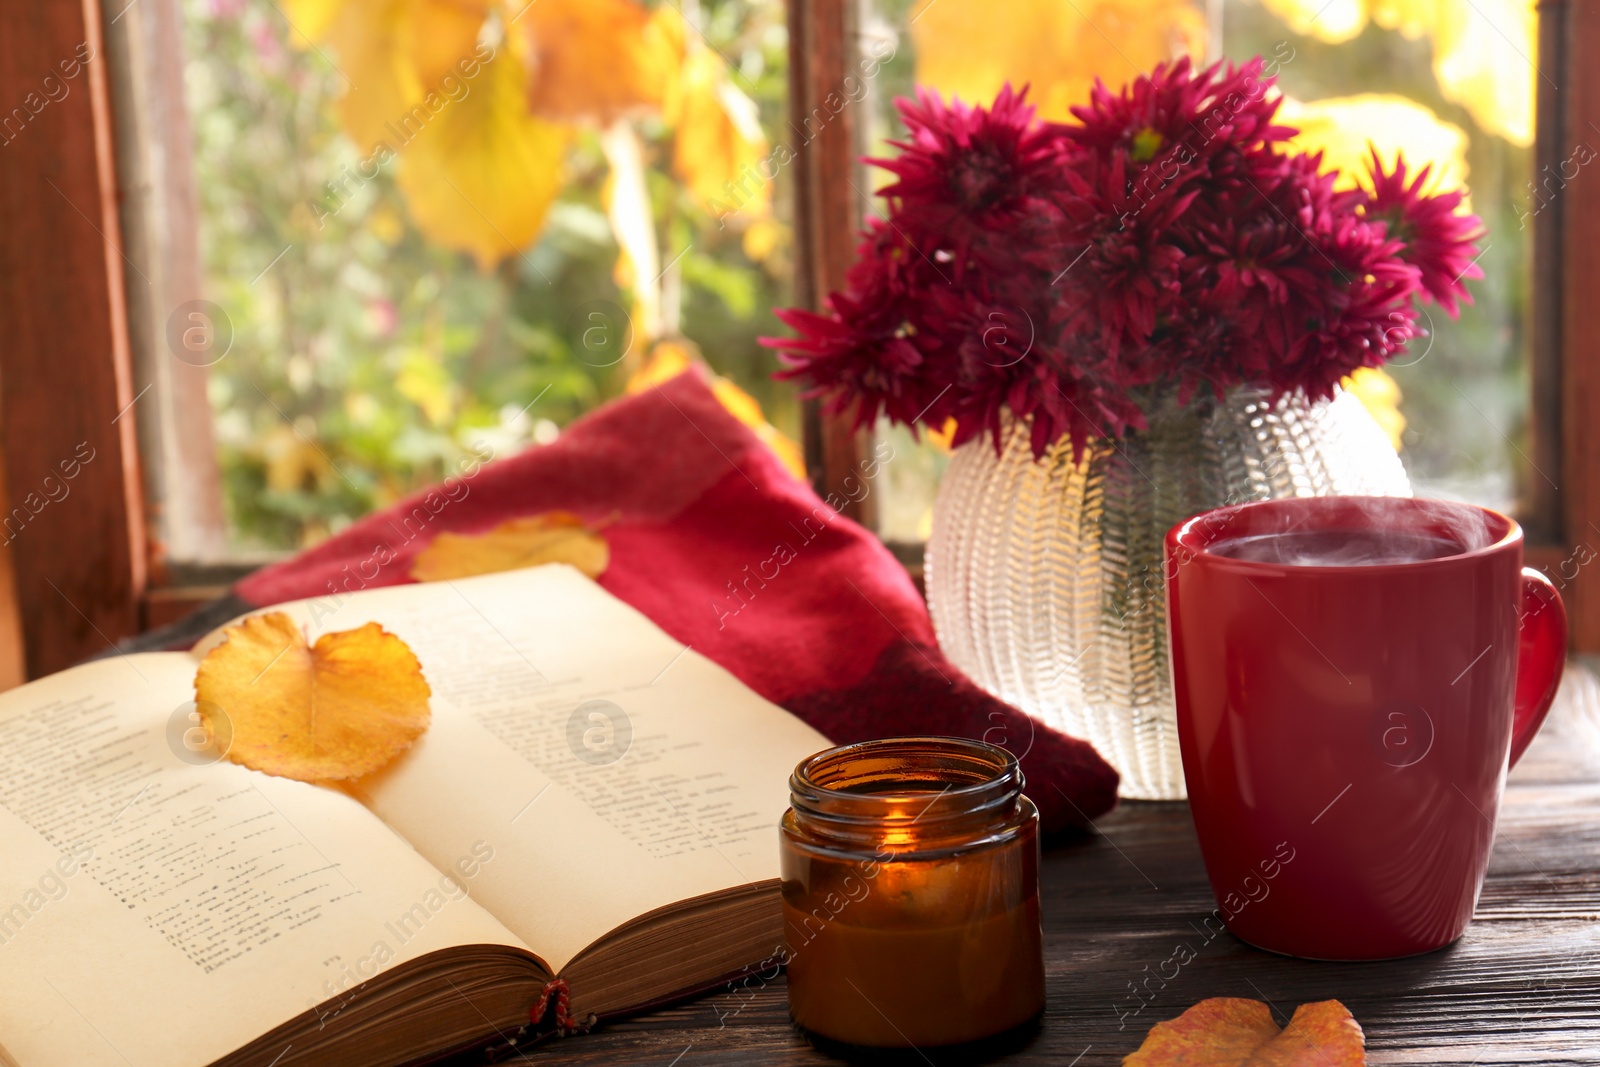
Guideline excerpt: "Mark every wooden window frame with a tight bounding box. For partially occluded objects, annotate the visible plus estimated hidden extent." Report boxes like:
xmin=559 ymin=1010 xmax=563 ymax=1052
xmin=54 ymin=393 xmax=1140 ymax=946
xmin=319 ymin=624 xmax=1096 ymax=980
xmin=787 ymin=0 xmax=876 ymax=533
xmin=0 ymin=0 xmax=145 ymax=681
xmin=1533 ymin=0 xmax=1600 ymax=652
xmin=0 ymin=0 xmax=1595 ymax=677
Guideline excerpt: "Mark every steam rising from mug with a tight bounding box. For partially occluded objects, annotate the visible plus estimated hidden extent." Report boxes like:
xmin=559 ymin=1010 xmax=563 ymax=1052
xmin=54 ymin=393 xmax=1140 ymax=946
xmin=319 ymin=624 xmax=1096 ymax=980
xmin=1210 ymin=498 xmax=1499 ymax=567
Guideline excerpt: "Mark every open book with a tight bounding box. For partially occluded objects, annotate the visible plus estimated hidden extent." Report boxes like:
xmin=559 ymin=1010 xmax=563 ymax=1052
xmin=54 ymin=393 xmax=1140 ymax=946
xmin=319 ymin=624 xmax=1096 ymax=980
xmin=0 ymin=565 xmax=828 ymax=1067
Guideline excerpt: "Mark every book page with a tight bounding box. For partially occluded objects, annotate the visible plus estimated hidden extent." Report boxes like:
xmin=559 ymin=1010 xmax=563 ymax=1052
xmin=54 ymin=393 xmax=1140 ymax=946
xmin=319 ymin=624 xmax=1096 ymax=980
xmin=0 ymin=654 xmax=529 ymax=1067
xmin=206 ymin=566 xmax=830 ymax=972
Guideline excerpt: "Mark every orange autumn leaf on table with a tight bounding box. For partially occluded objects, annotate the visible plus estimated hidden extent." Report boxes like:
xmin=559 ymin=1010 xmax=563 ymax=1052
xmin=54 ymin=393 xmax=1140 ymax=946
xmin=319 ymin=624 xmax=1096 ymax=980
xmin=1125 ymin=998 xmax=1366 ymax=1066
xmin=194 ymin=612 xmax=432 ymax=783
xmin=410 ymin=512 xmax=610 ymax=581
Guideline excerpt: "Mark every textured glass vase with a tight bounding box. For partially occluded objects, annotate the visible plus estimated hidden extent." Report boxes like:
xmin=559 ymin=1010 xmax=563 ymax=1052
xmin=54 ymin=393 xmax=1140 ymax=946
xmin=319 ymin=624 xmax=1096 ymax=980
xmin=926 ymin=387 xmax=1411 ymax=800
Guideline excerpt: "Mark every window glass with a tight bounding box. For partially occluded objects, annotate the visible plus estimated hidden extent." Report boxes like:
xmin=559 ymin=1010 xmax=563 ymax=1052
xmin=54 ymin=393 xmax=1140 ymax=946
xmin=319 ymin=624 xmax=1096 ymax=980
xmin=1222 ymin=0 xmax=1531 ymax=511
xmin=865 ymin=0 xmax=1532 ymax=541
xmin=183 ymin=0 xmax=797 ymax=552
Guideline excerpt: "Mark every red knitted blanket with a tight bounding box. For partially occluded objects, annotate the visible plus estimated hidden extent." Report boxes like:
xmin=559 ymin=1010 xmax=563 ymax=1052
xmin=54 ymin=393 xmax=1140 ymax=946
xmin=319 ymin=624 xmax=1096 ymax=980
xmin=235 ymin=369 xmax=1118 ymax=832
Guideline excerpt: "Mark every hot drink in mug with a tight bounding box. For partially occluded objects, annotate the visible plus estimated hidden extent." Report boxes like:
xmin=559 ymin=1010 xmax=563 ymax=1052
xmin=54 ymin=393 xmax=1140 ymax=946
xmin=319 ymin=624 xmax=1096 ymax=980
xmin=1165 ymin=496 xmax=1566 ymax=960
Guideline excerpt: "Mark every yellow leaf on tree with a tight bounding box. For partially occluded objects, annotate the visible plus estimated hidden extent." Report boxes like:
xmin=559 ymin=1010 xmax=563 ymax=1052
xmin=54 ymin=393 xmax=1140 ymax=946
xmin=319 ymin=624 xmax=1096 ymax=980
xmin=367 ymin=201 xmax=407 ymax=244
xmin=410 ymin=512 xmax=610 ymax=581
xmin=325 ymin=0 xmax=421 ymax=152
xmin=1257 ymin=0 xmax=1366 ymax=42
xmin=1366 ymin=0 xmax=1440 ymax=37
xmin=280 ymin=0 xmax=347 ymax=45
xmin=406 ymin=0 xmax=490 ymax=91
xmin=626 ymin=338 xmax=697 ymax=392
xmin=1279 ymin=94 xmax=1470 ymax=200
xmin=1125 ymin=998 xmax=1366 ymax=1066
xmin=909 ymin=0 xmax=1205 ymax=123
xmin=668 ymin=45 xmax=770 ymax=221
xmin=742 ymin=216 xmax=784 ymax=263
xmin=925 ymin=417 xmax=959 ymax=453
xmin=1425 ymin=0 xmax=1534 ymax=146
xmin=396 ymin=45 xmax=570 ymax=269
xmin=194 ymin=613 xmax=432 ymax=783
xmin=518 ymin=0 xmax=683 ymax=123
xmin=261 ymin=423 xmax=339 ymax=494
xmin=396 ymin=346 xmax=460 ymax=425
xmin=711 ymin=377 xmax=805 ymax=480
xmin=1344 ymin=366 xmax=1406 ymax=451
xmin=315 ymin=0 xmax=503 ymax=154
xmin=1255 ymin=0 xmax=1533 ymax=146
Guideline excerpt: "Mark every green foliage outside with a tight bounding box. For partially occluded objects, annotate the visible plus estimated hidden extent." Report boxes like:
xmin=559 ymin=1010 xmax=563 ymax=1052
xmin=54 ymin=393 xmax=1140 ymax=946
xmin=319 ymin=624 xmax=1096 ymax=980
xmin=184 ymin=0 xmax=796 ymax=552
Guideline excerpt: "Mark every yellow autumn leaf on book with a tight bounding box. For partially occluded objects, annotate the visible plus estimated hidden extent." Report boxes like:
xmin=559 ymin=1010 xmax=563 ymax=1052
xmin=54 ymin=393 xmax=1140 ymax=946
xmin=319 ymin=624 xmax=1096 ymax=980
xmin=518 ymin=0 xmax=683 ymax=123
xmin=194 ymin=612 xmax=432 ymax=782
xmin=909 ymin=0 xmax=1205 ymax=123
xmin=411 ymin=512 xmax=611 ymax=581
xmin=396 ymin=45 xmax=570 ymax=269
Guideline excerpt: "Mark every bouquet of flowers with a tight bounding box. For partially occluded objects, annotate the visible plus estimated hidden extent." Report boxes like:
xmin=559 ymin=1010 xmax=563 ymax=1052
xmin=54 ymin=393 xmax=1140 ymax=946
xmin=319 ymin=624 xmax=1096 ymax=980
xmin=764 ymin=57 xmax=1484 ymax=458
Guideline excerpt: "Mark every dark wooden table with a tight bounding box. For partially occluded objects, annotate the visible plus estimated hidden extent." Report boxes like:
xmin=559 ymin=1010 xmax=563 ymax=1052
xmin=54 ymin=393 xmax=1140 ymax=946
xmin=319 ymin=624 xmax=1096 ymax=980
xmin=523 ymin=667 xmax=1600 ymax=1065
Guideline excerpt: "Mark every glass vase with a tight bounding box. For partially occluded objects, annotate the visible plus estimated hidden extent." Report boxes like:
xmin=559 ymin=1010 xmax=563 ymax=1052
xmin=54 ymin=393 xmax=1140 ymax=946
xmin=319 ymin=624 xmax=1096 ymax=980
xmin=925 ymin=387 xmax=1411 ymax=800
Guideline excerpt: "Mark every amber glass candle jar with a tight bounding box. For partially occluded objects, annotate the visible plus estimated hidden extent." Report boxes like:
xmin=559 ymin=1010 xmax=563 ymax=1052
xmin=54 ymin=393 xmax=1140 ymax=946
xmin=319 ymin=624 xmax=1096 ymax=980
xmin=779 ymin=737 xmax=1045 ymax=1048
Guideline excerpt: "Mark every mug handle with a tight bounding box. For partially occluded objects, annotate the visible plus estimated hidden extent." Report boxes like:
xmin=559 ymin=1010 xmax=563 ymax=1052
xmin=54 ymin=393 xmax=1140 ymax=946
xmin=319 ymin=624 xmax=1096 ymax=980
xmin=1509 ymin=567 xmax=1568 ymax=768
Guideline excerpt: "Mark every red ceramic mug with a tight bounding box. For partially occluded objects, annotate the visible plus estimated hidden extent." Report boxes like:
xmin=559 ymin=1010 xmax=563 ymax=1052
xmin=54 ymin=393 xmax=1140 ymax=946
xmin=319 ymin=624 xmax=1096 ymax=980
xmin=1165 ymin=496 xmax=1566 ymax=960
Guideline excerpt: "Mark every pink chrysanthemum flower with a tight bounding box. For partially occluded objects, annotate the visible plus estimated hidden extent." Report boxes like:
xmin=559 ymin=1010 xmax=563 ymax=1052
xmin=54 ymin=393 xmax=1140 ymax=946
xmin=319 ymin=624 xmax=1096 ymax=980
xmin=763 ymin=59 xmax=1483 ymax=458
xmin=1363 ymin=149 xmax=1486 ymax=315
xmin=873 ymin=85 xmax=1070 ymax=271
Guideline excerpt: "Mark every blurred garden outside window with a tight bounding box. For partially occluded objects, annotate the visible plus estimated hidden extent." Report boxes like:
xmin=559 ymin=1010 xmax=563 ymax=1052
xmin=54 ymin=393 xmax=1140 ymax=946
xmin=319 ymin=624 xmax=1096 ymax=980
xmin=160 ymin=0 xmax=800 ymax=561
